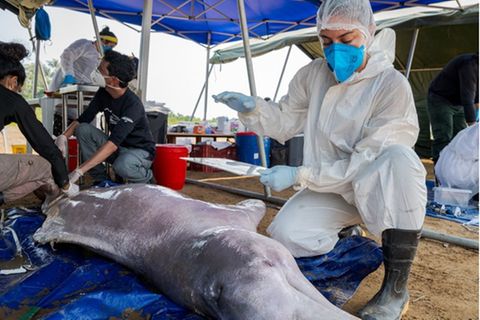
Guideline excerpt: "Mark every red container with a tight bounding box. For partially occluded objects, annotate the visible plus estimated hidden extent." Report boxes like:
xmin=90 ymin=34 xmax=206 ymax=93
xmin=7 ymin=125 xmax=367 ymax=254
xmin=189 ymin=144 xmax=236 ymax=173
xmin=68 ymin=137 xmax=78 ymax=173
xmin=153 ymin=144 xmax=189 ymax=190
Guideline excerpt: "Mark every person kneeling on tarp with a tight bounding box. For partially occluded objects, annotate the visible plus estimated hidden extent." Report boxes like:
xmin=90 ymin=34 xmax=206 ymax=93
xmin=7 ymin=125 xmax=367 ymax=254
xmin=54 ymin=51 xmax=155 ymax=186
xmin=214 ymin=1 xmax=427 ymax=319
xmin=0 ymin=42 xmax=78 ymax=206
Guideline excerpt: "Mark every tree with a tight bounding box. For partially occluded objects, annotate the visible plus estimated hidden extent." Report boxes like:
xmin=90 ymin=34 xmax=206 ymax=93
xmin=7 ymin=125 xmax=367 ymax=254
xmin=21 ymin=58 xmax=58 ymax=100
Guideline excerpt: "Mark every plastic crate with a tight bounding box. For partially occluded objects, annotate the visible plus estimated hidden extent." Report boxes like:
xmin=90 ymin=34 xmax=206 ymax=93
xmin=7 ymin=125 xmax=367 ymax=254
xmin=433 ymin=187 xmax=472 ymax=207
xmin=189 ymin=144 xmax=236 ymax=172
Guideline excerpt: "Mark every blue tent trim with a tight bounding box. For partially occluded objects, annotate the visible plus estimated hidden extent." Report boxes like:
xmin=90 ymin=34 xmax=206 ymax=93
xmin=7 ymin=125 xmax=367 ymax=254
xmin=50 ymin=0 xmax=452 ymax=45
xmin=0 ymin=208 xmax=382 ymax=319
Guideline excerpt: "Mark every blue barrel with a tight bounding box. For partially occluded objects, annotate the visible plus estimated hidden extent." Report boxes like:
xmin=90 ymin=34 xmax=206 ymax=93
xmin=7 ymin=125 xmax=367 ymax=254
xmin=236 ymin=132 xmax=271 ymax=167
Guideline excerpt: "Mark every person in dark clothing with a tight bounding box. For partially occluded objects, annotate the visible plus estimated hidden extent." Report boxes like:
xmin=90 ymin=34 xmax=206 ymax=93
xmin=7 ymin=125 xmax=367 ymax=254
xmin=55 ymin=50 xmax=155 ymax=185
xmin=0 ymin=42 xmax=78 ymax=205
xmin=427 ymin=53 xmax=479 ymax=162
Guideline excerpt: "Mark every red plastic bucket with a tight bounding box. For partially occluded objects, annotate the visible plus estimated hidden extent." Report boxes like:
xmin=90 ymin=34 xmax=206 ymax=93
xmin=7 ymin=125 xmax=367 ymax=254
xmin=68 ymin=137 xmax=78 ymax=173
xmin=153 ymin=144 xmax=189 ymax=190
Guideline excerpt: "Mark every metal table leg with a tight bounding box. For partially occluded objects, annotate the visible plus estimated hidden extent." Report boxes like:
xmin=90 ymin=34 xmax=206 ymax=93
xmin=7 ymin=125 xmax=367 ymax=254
xmin=62 ymin=94 xmax=69 ymax=167
xmin=77 ymin=91 xmax=85 ymax=185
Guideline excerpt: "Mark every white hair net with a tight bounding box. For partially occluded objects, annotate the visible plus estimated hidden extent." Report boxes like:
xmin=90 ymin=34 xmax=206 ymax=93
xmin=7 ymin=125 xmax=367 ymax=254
xmin=316 ymin=0 xmax=376 ymax=45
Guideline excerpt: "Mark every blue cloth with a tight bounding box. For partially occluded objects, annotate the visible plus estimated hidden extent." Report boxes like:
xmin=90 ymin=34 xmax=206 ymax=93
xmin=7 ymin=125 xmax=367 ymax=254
xmin=34 ymin=7 xmax=51 ymax=41
xmin=62 ymin=74 xmax=76 ymax=85
xmin=93 ymin=179 xmax=121 ymax=188
xmin=0 ymin=208 xmax=382 ymax=318
xmin=51 ymin=0 xmax=448 ymax=45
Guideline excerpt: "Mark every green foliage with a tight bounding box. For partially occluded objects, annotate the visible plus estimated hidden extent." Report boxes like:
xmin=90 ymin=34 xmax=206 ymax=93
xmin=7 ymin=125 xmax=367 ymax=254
xmin=167 ymin=113 xmax=217 ymax=125
xmin=21 ymin=59 xmax=58 ymax=100
xmin=168 ymin=113 xmax=201 ymax=125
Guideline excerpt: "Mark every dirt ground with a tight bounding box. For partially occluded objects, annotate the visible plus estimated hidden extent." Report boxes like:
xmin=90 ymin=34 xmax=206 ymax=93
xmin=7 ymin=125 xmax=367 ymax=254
xmin=1 ymin=124 xmax=478 ymax=320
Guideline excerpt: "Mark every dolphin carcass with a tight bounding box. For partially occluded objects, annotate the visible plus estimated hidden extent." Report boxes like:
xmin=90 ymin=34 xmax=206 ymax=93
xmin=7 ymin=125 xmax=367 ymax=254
xmin=34 ymin=184 xmax=357 ymax=319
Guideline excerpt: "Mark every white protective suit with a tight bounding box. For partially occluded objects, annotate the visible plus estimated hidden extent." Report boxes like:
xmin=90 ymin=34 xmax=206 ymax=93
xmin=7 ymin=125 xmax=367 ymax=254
xmin=48 ymin=39 xmax=101 ymax=92
xmin=435 ymin=123 xmax=479 ymax=196
xmin=240 ymin=29 xmax=427 ymax=257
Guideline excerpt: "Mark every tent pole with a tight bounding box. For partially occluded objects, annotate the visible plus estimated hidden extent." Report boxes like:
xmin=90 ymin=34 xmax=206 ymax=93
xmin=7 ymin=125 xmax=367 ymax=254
xmin=273 ymin=45 xmax=292 ymax=102
xmin=237 ymin=0 xmax=271 ymax=198
xmin=33 ymin=39 xmax=41 ymax=98
xmin=28 ymin=28 xmax=48 ymax=91
xmin=237 ymin=0 xmax=256 ymax=96
xmin=88 ymin=0 xmax=104 ymax=57
xmin=138 ymin=0 xmax=153 ymax=104
xmin=191 ymin=64 xmax=214 ymax=121
xmin=455 ymin=0 xmax=464 ymax=10
xmin=203 ymin=36 xmax=211 ymax=121
xmin=405 ymin=28 xmax=419 ymax=80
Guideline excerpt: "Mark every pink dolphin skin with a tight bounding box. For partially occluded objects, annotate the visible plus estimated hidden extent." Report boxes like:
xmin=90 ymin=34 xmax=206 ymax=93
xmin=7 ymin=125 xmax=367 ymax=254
xmin=34 ymin=184 xmax=357 ymax=320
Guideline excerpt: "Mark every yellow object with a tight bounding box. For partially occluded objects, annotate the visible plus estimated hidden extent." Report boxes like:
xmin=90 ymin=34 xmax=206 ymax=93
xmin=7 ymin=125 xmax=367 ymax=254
xmin=100 ymin=35 xmax=118 ymax=44
xmin=11 ymin=144 xmax=27 ymax=154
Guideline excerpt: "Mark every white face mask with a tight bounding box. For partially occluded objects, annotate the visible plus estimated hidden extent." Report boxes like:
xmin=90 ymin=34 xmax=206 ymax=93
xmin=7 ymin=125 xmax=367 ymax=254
xmin=90 ymin=69 xmax=106 ymax=88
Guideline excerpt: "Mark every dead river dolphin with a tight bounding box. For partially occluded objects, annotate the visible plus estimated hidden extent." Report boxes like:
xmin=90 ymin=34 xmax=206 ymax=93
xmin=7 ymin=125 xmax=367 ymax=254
xmin=34 ymin=184 xmax=357 ymax=319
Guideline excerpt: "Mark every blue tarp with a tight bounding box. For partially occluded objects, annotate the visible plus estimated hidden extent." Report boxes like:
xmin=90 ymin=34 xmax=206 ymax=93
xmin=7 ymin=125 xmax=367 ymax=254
xmin=50 ymin=0 xmax=451 ymax=45
xmin=0 ymin=208 xmax=382 ymax=319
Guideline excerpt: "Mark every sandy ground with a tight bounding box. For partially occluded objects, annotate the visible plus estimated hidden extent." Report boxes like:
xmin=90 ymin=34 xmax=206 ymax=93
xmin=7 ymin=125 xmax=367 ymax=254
xmin=0 ymin=125 xmax=478 ymax=319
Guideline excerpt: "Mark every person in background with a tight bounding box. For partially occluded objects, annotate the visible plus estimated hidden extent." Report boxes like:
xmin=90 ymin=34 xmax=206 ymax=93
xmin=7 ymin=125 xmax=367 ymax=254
xmin=49 ymin=27 xmax=118 ymax=136
xmin=214 ymin=0 xmax=427 ymax=319
xmin=48 ymin=26 xmax=118 ymax=92
xmin=55 ymin=50 xmax=155 ymax=186
xmin=0 ymin=42 xmax=78 ymax=206
xmin=427 ymin=53 xmax=479 ymax=163
xmin=435 ymin=123 xmax=479 ymax=198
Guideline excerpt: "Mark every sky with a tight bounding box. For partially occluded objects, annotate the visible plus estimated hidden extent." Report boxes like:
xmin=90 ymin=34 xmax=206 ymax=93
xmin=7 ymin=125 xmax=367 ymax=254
xmin=0 ymin=0 xmax=476 ymax=120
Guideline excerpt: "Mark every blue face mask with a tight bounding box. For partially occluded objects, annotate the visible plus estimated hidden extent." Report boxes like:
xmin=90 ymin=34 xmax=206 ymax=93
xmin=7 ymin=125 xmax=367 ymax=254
xmin=102 ymin=45 xmax=113 ymax=52
xmin=324 ymin=43 xmax=365 ymax=83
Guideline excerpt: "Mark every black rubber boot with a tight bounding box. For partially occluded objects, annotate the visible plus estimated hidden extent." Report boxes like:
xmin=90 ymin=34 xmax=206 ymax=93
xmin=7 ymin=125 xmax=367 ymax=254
xmin=358 ymin=228 xmax=421 ymax=320
xmin=0 ymin=192 xmax=4 ymax=206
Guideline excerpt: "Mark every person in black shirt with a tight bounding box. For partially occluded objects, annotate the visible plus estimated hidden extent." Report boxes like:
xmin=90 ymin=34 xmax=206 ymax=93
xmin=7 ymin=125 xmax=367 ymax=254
xmin=56 ymin=50 xmax=155 ymax=185
xmin=427 ymin=53 xmax=479 ymax=163
xmin=0 ymin=42 xmax=78 ymax=205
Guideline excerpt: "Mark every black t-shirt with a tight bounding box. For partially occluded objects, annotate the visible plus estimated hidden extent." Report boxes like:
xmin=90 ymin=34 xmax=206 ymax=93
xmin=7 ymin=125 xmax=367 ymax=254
xmin=429 ymin=54 xmax=479 ymax=122
xmin=77 ymin=88 xmax=155 ymax=159
xmin=0 ymin=85 xmax=69 ymax=188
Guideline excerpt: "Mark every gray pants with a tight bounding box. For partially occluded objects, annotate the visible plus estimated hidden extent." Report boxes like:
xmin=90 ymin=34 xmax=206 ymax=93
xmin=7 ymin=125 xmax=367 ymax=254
xmin=75 ymin=123 xmax=153 ymax=183
xmin=0 ymin=154 xmax=60 ymax=203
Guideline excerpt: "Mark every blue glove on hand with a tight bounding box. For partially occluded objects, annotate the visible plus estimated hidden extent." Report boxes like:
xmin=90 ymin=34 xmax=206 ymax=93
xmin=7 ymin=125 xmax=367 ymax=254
xmin=260 ymin=165 xmax=298 ymax=192
xmin=213 ymin=91 xmax=256 ymax=113
xmin=63 ymin=74 xmax=77 ymax=85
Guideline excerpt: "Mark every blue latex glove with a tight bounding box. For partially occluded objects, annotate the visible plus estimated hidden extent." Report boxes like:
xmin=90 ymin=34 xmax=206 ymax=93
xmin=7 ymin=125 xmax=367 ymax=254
xmin=63 ymin=74 xmax=77 ymax=85
xmin=213 ymin=91 xmax=256 ymax=113
xmin=260 ymin=165 xmax=298 ymax=192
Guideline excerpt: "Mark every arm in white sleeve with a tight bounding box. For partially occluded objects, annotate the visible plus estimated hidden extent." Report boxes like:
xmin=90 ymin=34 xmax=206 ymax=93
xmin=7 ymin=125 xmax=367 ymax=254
xmin=297 ymin=73 xmax=419 ymax=193
xmin=239 ymin=63 xmax=312 ymax=144
xmin=60 ymin=39 xmax=89 ymax=76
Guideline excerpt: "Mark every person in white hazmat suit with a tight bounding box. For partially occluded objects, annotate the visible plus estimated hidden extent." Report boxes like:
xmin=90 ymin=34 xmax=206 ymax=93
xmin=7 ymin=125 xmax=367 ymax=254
xmin=48 ymin=27 xmax=118 ymax=92
xmin=435 ymin=123 xmax=479 ymax=197
xmin=214 ymin=1 xmax=427 ymax=319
